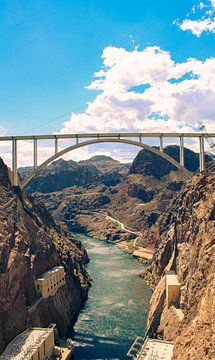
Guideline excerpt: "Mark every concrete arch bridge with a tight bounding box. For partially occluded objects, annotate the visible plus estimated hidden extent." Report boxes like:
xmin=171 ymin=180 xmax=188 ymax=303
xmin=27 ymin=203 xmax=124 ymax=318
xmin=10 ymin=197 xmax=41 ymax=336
xmin=0 ymin=132 xmax=214 ymax=188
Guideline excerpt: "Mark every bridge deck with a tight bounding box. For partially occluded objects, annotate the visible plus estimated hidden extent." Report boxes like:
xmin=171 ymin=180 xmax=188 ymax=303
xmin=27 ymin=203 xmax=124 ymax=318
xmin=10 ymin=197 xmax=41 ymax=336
xmin=0 ymin=132 xmax=214 ymax=141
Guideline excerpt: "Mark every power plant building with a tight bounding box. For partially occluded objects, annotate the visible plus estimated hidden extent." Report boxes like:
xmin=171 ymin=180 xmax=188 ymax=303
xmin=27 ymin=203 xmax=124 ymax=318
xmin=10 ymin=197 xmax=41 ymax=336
xmin=35 ymin=266 xmax=66 ymax=298
xmin=0 ymin=327 xmax=55 ymax=360
xmin=165 ymin=271 xmax=181 ymax=308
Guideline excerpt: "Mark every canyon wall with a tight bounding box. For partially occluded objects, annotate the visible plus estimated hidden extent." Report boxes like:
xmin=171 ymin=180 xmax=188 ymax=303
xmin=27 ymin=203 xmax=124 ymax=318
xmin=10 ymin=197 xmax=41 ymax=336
xmin=0 ymin=158 xmax=90 ymax=353
xmin=143 ymin=164 xmax=215 ymax=360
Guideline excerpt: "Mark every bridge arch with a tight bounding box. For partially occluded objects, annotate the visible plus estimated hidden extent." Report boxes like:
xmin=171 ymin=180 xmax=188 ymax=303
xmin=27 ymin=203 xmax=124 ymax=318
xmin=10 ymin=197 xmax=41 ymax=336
xmin=20 ymin=138 xmax=191 ymax=189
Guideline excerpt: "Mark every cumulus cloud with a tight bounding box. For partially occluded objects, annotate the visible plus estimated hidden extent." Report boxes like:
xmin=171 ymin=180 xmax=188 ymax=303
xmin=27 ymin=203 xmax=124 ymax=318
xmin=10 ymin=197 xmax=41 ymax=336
xmin=1 ymin=46 xmax=215 ymax=167
xmin=61 ymin=46 xmax=215 ymax=135
xmin=178 ymin=18 xmax=215 ymax=37
xmin=175 ymin=1 xmax=215 ymax=36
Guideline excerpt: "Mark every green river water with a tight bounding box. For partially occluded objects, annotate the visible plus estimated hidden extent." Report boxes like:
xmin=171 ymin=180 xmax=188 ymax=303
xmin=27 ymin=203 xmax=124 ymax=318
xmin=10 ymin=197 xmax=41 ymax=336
xmin=71 ymin=233 xmax=152 ymax=360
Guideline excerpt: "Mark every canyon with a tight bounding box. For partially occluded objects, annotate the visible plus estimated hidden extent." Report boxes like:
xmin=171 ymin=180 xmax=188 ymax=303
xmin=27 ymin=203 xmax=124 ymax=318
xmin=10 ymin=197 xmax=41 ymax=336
xmin=143 ymin=163 xmax=215 ymax=360
xmin=26 ymin=145 xmax=211 ymax=248
xmin=0 ymin=158 xmax=91 ymax=353
xmin=0 ymin=144 xmax=214 ymax=359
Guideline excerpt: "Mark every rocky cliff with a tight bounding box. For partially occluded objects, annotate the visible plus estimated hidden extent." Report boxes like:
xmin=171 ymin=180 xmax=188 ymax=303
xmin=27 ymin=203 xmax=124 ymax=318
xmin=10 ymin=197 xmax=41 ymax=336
xmin=25 ymin=148 xmax=183 ymax=239
xmin=0 ymin=158 xmax=90 ymax=354
xmin=129 ymin=145 xmax=211 ymax=178
xmin=20 ymin=156 xmax=129 ymax=193
xmin=19 ymin=147 xmax=212 ymax=247
xmin=142 ymin=163 xmax=215 ymax=360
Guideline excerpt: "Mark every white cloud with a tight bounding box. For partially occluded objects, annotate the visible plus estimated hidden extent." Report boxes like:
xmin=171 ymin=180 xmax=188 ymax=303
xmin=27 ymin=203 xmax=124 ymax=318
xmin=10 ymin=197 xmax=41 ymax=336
xmin=211 ymin=0 xmax=215 ymax=8
xmin=200 ymin=2 xmax=206 ymax=10
xmin=178 ymin=17 xmax=215 ymax=37
xmin=1 ymin=46 xmax=215 ymax=168
xmin=0 ymin=125 xmax=9 ymax=136
xmin=0 ymin=136 xmax=137 ymax=170
xmin=175 ymin=1 xmax=215 ymax=36
xmin=61 ymin=46 xmax=215 ymax=134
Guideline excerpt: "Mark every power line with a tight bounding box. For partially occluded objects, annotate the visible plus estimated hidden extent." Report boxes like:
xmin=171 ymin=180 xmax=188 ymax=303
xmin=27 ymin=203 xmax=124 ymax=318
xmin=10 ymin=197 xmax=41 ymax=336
xmin=4 ymin=66 xmax=198 ymax=138
xmin=1 ymin=32 xmax=201 ymax=138
xmin=0 ymin=20 xmax=64 ymax=64
xmin=1 ymin=24 xmax=172 ymax=108
xmin=4 ymin=64 xmax=173 ymax=115
xmin=11 ymin=68 xmax=178 ymax=135
xmin=10 ymin=78 xmax=85 ymax=113
xmin=1 ymin=51 xmax=99 ymax=102
xmin=21 ymin=105 xmax=86 ymax=135
xmin=0 ymin=4 xmax=49 ymax=38
xmin=1 ymin=26 xmax=174 ymax=115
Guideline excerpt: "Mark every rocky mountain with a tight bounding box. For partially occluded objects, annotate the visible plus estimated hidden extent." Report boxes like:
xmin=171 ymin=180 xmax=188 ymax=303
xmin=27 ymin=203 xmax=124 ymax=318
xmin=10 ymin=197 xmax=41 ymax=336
xmin=21 ymin=158 xmax=101 ymax=193
xmin=32 ymin=146 xmax=193 ymax=244
xmin=20 ymin=156 xmax=129 ymax=193
xmin=0 ymin=158 xmax=91 ymax=353
xmin=129 ymin=145 xmax=211 ymax=178
xmin=142 ymin=164 xmax=215 ymax=359
xmin=2 ymin=144 xmax=214 ymax=358
xmin=79 ymin=155 xmax=129 ymax=173
xmin=20 ymin=146 xmax=212 ymax=246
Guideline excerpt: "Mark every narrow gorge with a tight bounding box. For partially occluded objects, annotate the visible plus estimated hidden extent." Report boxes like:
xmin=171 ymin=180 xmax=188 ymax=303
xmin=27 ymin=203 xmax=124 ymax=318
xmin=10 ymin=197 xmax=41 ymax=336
xmin=0 ymin=145 xmax=214 ymax=359
xmin=0 ymin=158 xmax=90 ymax=354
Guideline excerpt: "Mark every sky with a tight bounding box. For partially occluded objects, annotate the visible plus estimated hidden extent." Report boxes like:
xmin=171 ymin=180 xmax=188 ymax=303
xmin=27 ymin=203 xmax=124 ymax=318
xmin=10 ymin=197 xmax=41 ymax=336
xmin=0 ymin=0 xmax=214 ymax=166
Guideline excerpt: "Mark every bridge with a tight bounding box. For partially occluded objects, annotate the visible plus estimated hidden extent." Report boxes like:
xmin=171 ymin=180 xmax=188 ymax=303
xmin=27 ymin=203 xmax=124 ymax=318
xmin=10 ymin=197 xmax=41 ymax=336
xmin=0 ymin=132 xmax=214 ymax=188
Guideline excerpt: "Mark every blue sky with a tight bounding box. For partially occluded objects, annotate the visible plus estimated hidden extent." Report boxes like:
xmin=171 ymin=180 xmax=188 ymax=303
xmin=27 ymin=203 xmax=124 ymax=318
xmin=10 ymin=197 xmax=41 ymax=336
xmin=0 ymin=0 xmax=214 ymax=135
xmin=0 ymin=0 xmax=214 ymax=165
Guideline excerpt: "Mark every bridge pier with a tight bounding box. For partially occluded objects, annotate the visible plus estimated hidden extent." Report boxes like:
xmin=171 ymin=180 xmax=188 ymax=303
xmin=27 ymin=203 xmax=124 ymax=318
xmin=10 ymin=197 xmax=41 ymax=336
xmin=33 ymin=138 xmax=38 ymax=170
xmin=180 ymin=137 xmax=184 ymax=166
xmin=12 ymin=138 xmax=18 ymax=187
xmin=54 ymin=137 xmax=58 ymax=155
xmin=159 ymin=136 xmax=163 ymax=152
xmin=4 ymin=132 xmax=214 ymax=188
xmin=199 ymin=136 xmax=205 ymax=172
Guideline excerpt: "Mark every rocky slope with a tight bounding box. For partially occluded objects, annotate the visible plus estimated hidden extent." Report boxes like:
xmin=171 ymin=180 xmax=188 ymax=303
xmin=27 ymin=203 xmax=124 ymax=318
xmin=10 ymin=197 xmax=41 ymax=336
xmin=142 ymin=164 xmax=215 ymax=359
xmin=20 ymin=156 xmax=129 ymax=193
xmin=129 ymin=145 xmax=211 ymax=178
xmin=20 ymin=147 xmax=212 ymax=247
xmin=32 ymin=146 xmax=199 ymax=245
xmin=0 ymin=158 xmax=91 ymax=353
xmin=34 ymin=171 xmax=185 ymax=244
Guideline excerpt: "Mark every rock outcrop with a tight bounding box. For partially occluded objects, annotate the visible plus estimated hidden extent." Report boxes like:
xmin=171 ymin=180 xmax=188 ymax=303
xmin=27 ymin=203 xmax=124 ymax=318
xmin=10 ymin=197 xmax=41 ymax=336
xmin=129 ymin=145 xmax=211 ymax=178
xmin=0 ymin=158 xmax=90 ymax=353
xmin=142 ymin=163 xmax=215 ymax=360
xmin=29 ymin=147 xmax=193 ymax=245
xmin=20 ymin=156 xmax=129 ymax=193
xmin=18 ymin=147 xmax=212 ymax=248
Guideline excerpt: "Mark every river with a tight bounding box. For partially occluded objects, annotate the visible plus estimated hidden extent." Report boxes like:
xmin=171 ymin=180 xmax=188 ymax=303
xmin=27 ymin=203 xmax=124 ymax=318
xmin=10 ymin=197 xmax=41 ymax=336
xmin=71 ymin=233 xmax=152 ymax=360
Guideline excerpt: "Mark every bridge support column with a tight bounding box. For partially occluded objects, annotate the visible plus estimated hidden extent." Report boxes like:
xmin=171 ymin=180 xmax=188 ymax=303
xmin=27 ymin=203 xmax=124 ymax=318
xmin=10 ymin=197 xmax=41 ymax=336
xmin=180 ymin=137 xmax=184 ymax=167
xmin=54 ymin=137 xmax=58 ymax=155
xmin=12 ymin=138 xmax=18 ymax=187
xmin=160 ymin=136 xmax=163 ymax=152
xmin=199 ymin=136 xmax=205 ymax=172
xmin=33 ymin=138 xmax=38 ymax=170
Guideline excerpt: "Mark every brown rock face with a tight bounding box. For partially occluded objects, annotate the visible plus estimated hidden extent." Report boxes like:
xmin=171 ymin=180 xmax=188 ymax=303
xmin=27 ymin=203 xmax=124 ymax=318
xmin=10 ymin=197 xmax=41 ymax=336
xmin=20 ymin=156 xmax=129 ymax=193
xmin=0 ymin=158 xmax=90 ymax=353
xmin=142 ymin=164 xmax=215 ymax=360
xmin=22 ymin=147 xmax=209 ymax=247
